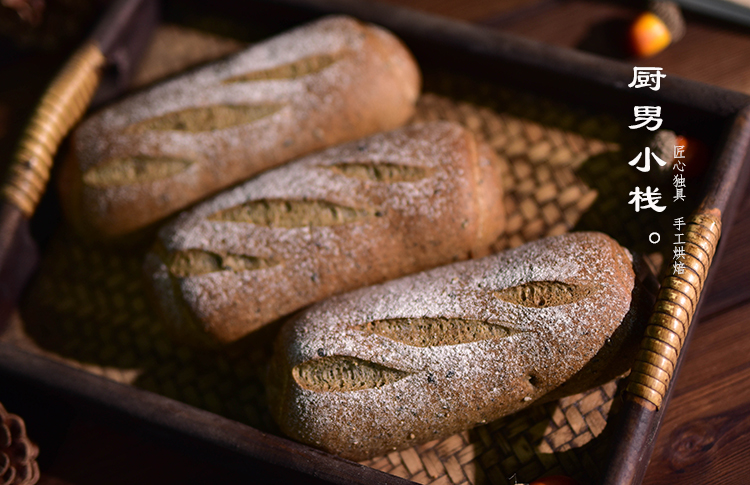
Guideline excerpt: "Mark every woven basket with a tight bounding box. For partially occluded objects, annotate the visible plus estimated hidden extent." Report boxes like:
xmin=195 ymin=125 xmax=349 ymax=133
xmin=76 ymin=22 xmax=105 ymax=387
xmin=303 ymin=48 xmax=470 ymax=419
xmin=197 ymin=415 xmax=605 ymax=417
xmin=4 ymin=25 xmax=694 ymax=485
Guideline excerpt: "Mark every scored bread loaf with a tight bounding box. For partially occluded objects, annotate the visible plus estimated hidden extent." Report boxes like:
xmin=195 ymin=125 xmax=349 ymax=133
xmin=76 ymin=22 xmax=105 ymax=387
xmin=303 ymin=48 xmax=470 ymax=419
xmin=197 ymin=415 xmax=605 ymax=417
xmin=144 ymin=121 xmax=505 ymax=346
xmin=267 ymin=232 xmax=655 ymax=460
xmin=59 ymin=15 xmax=420 ymax=239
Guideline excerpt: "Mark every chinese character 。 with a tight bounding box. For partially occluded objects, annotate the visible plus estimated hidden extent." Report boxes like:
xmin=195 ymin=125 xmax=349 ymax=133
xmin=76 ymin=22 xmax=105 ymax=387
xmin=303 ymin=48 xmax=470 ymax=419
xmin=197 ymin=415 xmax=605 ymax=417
xmin=629 ymin=106 xmax=663 ymax=131
xmin=628 ymin=67 xmax=666 ymax=91
xmin=673 ymin=245 xmax=685 ymax=260
xmin=674 ymin=145 xmax=686 ymax=158
xmin=628 ymin=186 xmax=666 ymax=212
xmin=673 ymin=261 xmax=685 ymax=275
xmin=674 ymin=217 xmax=685 ymax=231
xmin=629 ymin=147 xmax=666 ymax=172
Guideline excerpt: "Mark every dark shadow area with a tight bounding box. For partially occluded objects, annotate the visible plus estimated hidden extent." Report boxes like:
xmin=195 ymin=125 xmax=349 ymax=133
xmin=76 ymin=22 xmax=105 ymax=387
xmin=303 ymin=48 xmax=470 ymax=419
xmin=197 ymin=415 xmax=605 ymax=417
xmin=577 ymin=18 xmax=631 ymax=58
xmin=19 ymin=227 xmax=281 ymax=434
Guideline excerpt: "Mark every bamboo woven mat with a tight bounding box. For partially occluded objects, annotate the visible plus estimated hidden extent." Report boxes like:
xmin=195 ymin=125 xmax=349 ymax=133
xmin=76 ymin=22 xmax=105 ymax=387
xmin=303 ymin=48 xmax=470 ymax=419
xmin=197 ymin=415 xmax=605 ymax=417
xmin=3 ymin=25 xmax=692 ymax=485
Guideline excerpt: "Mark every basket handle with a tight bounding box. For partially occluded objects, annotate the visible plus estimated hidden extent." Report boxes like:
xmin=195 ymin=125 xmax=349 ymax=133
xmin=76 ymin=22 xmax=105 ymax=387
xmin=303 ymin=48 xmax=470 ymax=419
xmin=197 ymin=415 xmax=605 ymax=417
xmin=1 ymin=42 xmax=105 ymax=217
xmin=625 ymin=209 xmax=722 ymax=408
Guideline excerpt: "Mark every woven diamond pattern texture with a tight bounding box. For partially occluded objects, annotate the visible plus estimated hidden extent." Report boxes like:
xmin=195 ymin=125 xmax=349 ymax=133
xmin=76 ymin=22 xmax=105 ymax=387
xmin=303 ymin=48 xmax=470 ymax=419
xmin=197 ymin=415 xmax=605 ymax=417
xmin=3 ymin=26 xmax=699 ymax=485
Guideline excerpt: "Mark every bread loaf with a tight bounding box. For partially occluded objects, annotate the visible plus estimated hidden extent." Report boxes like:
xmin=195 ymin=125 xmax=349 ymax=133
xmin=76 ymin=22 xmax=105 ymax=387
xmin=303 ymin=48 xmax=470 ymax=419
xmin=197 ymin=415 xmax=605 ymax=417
xmin=59 ymin=15 xmax=420 ymax=239
xmin=267 ymin=232 xmax=654 ymax=460
xmin=144 ymin=121 xmax=505 ymax=346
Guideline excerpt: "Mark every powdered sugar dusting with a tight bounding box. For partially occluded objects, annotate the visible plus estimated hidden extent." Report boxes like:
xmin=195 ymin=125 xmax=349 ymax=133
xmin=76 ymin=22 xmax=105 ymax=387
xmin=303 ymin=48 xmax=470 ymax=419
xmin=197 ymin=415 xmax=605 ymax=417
xmin=65 ymin=15 xmax=421 ymax=237
xmin=146 ymin=122 xmax=505 ymax=344
xmin=268 ymin=232 xmax=637 ymax=460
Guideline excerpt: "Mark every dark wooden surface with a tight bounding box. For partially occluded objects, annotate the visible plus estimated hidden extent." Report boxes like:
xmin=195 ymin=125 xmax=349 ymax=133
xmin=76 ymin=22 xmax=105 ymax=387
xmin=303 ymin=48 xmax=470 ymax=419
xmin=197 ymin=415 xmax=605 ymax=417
xmin=3 ymin=1 xmax=750 ymax=484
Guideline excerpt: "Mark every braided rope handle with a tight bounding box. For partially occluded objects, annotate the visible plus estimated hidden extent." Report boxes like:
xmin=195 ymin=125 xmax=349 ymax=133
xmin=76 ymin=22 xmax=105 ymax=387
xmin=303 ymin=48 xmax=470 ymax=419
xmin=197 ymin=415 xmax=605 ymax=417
xmin=626 ymin=210 xmax=722 ymax=408
xmin=1 ymin=42 xmax=105 ymax=217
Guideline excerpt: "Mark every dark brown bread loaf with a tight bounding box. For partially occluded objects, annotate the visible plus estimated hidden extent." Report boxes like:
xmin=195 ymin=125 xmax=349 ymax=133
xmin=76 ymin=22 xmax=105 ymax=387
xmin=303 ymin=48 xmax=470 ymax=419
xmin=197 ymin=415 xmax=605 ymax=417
xmin=267 ymin=232 xmax=654 ymax=460
xmin=59 ymin=15 xmax=420 ymax=239
xmin=144 ymin=121 xmax=505 ymax=346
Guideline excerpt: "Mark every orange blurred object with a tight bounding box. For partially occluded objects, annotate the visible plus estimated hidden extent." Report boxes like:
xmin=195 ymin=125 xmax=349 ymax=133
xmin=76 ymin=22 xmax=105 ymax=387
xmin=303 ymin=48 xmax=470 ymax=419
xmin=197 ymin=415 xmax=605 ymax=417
xmin=629 ymin=11 xmax=672 ymax=57
xmin=674 ymin=135 xmax=710 ymax=178
xmin=530 ymin=475 xmax=581 ymax=485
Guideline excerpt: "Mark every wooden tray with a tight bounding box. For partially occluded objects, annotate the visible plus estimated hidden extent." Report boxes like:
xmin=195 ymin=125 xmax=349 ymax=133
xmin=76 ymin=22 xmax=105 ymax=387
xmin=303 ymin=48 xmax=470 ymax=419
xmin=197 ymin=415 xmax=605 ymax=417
xmin=2 ymin=1 xmax=750 ymax=484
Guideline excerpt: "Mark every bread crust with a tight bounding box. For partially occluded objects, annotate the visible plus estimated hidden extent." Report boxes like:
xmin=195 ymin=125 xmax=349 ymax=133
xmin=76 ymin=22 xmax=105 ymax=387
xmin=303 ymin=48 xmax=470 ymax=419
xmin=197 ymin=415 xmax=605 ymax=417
xmin=144 ymin=122 xmax=505 ymax=346
xmin=59 ymin=15 xmax=421 ymax=239
xmin=267 ymin=232 xmax=649 ymax=460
